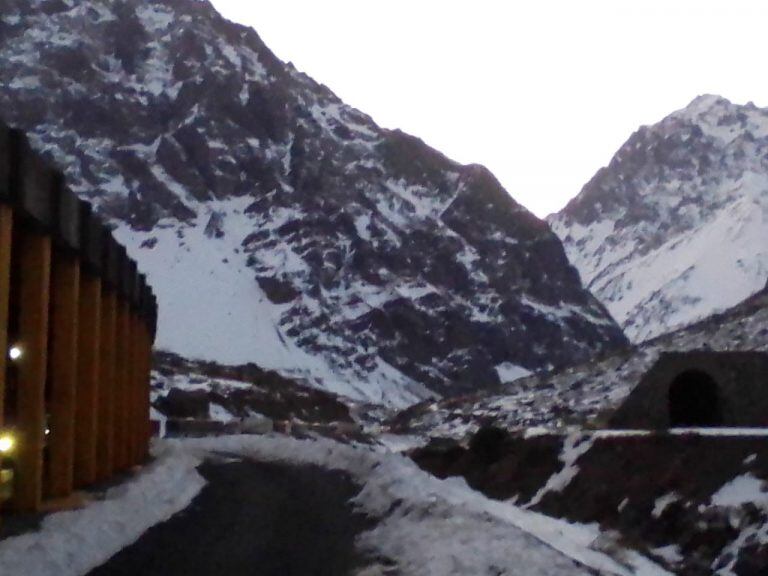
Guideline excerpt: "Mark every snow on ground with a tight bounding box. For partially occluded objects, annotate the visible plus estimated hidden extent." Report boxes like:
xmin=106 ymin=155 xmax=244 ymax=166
xmin=709 ymin=472 xmax=768 ymax=576
xmin=495 ymin=362 xmax=532 ymax=384
xmin=111 ymin=205 xmax=351 ymax=388
xmin=652 ymin=493 xmax=680 ymax=519
xmin=209 ymin=402 xmax=237 ymax=423
xmin=0 ymin=435 xmax=671 ymax=576
xmin=0 ymin=443 xmax=204 ymax=576
xmin=153 ymin=371 xmax=256 ymax=394
xmin=185 ymin=435 xmax=670 ymax=576
xmin=528 ymin=432 xmax=595 ymax=506
xmin=112 ymin=204 xmax=431 ymax=410
xmin=711 ymin=473 xmax=768 ymax=508
xmin=375 ymin=433 xmax=429 ymax=453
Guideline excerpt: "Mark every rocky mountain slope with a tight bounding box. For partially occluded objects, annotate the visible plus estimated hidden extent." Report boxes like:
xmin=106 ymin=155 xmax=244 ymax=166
xmin=0 ymin=0 xmax=626 ymax=405
xmin=391 ymin=280 xmax=768 ymax=438
xmin=550 ymin=95 xmax=768 ymax=342
xmin=413 ymin=428 xmax=768 ymax=575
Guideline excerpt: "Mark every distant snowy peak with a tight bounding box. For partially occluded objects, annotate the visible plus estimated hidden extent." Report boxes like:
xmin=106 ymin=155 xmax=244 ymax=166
xmin=671 ymin=94 xmax=768 ymax=139
xmin=0 ymin=0 xmax=626 ymax=405
xmin=550 ymin=94 xmax=768 ymax=342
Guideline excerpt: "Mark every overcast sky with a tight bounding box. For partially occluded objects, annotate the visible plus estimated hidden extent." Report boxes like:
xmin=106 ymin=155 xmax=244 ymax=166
xmin=210 ymin=1 xmax=768 ymax=217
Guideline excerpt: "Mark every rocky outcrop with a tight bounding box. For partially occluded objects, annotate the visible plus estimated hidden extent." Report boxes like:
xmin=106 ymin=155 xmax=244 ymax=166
xmin=412 ymin=427 xmax=768 ymax=575
xmin=158 ymin=388 xmax=210 ymax=419
xmin=389 ymin=286 xmax=768 ymax=436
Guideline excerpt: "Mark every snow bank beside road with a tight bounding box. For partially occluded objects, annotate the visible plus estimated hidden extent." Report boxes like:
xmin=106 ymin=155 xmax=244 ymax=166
xmin=0 ymin=444 xmax=205 ymax=576
xmin=0 ymin=435 xmax=669 ymax=576
xmin=184 ymin=435 xmax=669 ymax=576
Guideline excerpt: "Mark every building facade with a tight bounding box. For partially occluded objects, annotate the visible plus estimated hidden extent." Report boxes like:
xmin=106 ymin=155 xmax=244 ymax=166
xmin=0 ymin=121 xmax=157 ymax=512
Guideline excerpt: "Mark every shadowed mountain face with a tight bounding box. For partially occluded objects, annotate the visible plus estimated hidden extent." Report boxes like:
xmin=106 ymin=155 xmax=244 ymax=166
xmin=551 ymin=95 xmax=768 ymax=342
xmin=0 ymin=0 xmax=626 ymax=405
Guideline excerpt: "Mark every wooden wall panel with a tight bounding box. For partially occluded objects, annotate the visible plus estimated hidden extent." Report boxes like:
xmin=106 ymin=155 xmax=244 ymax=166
xmin=96 ymin=289 xmax=116 ymax=481
xmin=46 ymin=253 xmax=80 ymax=499
xmin=0 ymin=206 xmax=11 ymax=427
xmin=129 ymin=314 xmax=141 ymax=466
xmin=113 ymin=301 xmax=130 ymax=471
xmin=73 ymin=273 xmax=100 ymax=487
xmin=0 ymin=130 xmax=158 ymax=514
xmin=13 ymin=230 xmax=51 ymax=512
xmin=142 ymin=325 xmax=152 ymax=460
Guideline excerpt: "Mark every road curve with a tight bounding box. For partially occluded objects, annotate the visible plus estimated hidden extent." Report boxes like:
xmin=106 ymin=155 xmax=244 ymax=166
xmin=88 ymin=458 xmax=374 ymax=576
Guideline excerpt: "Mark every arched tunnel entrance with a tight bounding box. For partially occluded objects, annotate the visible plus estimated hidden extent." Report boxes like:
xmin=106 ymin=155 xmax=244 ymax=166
xmin=668 ymin=370 xmax=722 ymax=427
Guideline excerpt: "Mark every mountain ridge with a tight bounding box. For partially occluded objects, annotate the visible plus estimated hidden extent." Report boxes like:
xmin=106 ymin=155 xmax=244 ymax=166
xmin=550 ymin=94 xmax=768 ymax=341
xmin=0 ymin=0 xmax=627 ymax=405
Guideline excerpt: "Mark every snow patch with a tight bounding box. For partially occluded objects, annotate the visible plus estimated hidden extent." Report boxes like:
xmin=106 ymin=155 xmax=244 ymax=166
xmin=495 ymin=362 xmax=532 ymax=384
xmin=652 ymin=492 xmax=680 ymax=518
xmin=528 ymin=433 xmax=595 ymax=506
xmin=711 ymin=473 xmax=768 ymax=508
xmin=0 ymin=442 xmax=205 ymax=576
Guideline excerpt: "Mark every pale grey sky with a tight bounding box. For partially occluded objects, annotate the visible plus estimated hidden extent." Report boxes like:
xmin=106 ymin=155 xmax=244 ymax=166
xmin=210 ymin=0 xmax=768 ymax=217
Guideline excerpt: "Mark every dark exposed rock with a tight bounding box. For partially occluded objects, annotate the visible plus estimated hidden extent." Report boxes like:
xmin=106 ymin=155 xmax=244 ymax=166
xmin=467 ymin=426 xmax=509 ymax=465
xmin=256 ymin=275 xmax=299 ymax=304
xmin=412 ymin=429 xmax=768 ymax=575
xmin=411 ymin=429 xmax=563 ymax=502
xmin=158 ymin=388 xmax=210 ymax=419
xmin=203 ymin=211 xmax=225 ymax=239
xmin=152 ymin=351 xmax=355 ymax=426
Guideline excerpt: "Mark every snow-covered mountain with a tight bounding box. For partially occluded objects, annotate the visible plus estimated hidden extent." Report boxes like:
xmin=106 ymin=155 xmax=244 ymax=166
xmin=0 ymin=0 xmax=626 ymax=405
xmin=550 ymin=95 xmax=768 ymax=342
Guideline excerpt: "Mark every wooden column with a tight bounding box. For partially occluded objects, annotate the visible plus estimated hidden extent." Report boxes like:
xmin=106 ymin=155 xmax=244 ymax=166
xmin=145 ymin=328 xmax=153 ymax=458
xmin=14 ymin=230 xmax=51 ymax=511
xmin=126 ymin=305 xmax=135 ymax=469
xmin=125 ymin=313 xmax=134 ymax=468
xmin=129 ymin=313 xmax=142 ymax=466
xmin=46 ymin=252 xmax=80 ymax=499
xmin=126 ymin=309 xmax=137 ymax=467
xmin=146 ymin=325 xmax=154 ymax=458
xmin=74 ymin=273 xmax=100 ymax=487
xmin=96 ymin=289 xmax=116 ymax=481
xmin=136 ymin=322 xmax=151 ymax=462
xmin=112 ymin=301 xmax=129 ymax=471
xmin=139 ymin=322 xmax=152 ymax=463
xmin=0 ymin=206 xmax=11 ymax=426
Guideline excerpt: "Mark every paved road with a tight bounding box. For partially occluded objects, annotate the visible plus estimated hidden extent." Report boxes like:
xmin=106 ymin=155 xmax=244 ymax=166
xmin=88 ymin=458 xmax=374 ymax=576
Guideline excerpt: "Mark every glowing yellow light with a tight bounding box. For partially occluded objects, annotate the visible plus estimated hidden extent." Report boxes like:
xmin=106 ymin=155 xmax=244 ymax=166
xmin=8 ymin=346 xmax=22 ymax=361
xmin=0 ymin=434 xmax=15 ymax=454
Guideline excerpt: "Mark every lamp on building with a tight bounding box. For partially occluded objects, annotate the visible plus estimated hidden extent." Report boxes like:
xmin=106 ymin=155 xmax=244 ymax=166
xmin=0 ymin=433 xmax=15 ymax=454
xmin=8 ymin=345 xmax=22 ymax=362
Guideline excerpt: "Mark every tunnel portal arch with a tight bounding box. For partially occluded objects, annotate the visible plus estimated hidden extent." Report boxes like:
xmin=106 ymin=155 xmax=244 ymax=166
xmin=668 ymin=369 xmax=722 ymax=427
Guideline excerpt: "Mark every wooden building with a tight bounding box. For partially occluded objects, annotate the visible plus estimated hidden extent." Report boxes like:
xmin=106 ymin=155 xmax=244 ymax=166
xmin=0 ymin=121 xmax=157 ymax=512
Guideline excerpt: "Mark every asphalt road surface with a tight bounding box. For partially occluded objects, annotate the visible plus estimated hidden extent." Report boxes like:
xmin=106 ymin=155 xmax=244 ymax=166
xmin=87 ymin=458 xmax=374 ymax=576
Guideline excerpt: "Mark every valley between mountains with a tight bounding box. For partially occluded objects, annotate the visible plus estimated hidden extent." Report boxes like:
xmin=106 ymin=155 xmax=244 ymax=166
xmin=2 ymin=1 xmax=768 ymax=575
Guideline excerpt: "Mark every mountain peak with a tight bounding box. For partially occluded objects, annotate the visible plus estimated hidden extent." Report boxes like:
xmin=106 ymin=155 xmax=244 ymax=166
xmin=677 ymin=93 xmax=733 ymax=117
xmin=551 ymin=96 xmax=768 ymax=342
xmin=667 ymin=94 xmax=768 ymax=145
